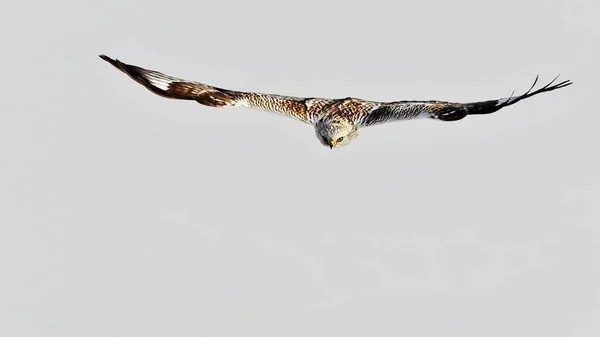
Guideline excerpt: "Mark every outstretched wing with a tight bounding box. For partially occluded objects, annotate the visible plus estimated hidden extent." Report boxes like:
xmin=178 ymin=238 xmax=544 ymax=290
xmin=358 ymin=75 xmax=572 ymax=127
xmin=99 ymin=55 xmax=333 ymax=124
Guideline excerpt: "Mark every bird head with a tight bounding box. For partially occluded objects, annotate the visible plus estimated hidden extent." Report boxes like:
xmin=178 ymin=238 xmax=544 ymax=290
xmin=315 ymin=119 xmax=358 ymax=149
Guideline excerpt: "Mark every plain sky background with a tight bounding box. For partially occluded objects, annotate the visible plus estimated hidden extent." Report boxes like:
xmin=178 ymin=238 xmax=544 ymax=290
xmin=1 ymin=0 xmax=599 ymax=336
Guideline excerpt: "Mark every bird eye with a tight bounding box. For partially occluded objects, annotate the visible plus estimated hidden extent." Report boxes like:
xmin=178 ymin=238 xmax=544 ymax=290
xmin=336 ymin=136 xmax=344 ymax=143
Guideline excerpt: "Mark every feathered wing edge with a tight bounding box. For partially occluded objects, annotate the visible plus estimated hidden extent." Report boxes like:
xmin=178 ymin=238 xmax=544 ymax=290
xmin=492 ymin=74 xmax=573 ymax=110
xmin=359 ymin=75 xmax=573 ymax=126
xmin=99 ymin=54 xmax=321 ymax=123
xmin=431 ymin=75 xmax=573 ymax=121
xmin=99 ymin=54 xmax=239 ymax=107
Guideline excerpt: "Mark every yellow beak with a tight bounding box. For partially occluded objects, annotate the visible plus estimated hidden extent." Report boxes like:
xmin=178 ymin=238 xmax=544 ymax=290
xmin=329 ymin=139 xmax=337 ymax=147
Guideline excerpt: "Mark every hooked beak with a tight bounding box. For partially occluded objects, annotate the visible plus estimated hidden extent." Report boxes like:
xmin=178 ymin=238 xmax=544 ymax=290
xmin=329 ymin=139 xmax=337 ymax=149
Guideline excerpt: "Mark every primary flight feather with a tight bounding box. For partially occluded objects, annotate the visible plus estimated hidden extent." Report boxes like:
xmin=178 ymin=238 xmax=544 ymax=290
xmin=99 ymin=54 xmax=572 ymax=149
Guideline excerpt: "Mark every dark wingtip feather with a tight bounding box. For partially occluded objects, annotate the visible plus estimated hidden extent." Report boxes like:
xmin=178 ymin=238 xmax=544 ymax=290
xmin=495 ymin=74 xmax=573 ymax=109
xmin=99 ymin=54 xmax=182 ymax=99
xmin=98 ymin=54 xmax=142 ymax=80
xmin=461 ymin=74 xmax=573 ymax=117
xmin=99 ymin=54 xmax=113 ymax=63
xmin=99 ymin=54 xmax=123 ymax=70
xmin=552 ymin=78 xmax=573 ymax=90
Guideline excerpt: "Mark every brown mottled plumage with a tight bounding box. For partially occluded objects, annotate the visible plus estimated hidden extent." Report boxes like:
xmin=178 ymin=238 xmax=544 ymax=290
xmin=99 ymin=55 xmax=572 ymax=149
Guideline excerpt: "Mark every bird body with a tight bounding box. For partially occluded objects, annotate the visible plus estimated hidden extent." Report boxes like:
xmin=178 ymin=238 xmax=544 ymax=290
xmin=99 ymin=55 xmax=572 ymax=149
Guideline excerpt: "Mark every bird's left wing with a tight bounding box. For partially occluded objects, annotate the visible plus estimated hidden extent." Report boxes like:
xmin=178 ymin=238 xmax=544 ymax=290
xmin=99 ymin=55 xmax=333 ymax=124
xmin=358 ymin=75 xmax=572 ymax=127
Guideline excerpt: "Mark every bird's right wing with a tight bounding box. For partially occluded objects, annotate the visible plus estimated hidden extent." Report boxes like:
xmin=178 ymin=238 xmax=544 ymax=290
xmin=99 ymin=55 xmax=334 ymax=124
xmin=357 ymin=75 xmax=572 ymax=127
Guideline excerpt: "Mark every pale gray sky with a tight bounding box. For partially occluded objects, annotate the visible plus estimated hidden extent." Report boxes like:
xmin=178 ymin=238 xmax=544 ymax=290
xmin=1 ymin=0 xmax=599 ymax=336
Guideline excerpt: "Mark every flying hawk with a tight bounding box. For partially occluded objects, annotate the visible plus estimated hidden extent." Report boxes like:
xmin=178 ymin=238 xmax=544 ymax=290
xmin=99 ymin=55 xmax=572 ymax=149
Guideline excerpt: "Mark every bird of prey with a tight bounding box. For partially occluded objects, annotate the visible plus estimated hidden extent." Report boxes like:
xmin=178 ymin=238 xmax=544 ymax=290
xmin=99 ymin=54 xmax=572 ymax=149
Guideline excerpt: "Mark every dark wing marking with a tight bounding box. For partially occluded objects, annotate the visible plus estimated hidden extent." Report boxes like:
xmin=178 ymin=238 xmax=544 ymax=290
xmin=359 ymin=75 xmax=573 ymax=127
xmin=359 ymin=100 xmax=455 ymax=125
xmin=99 ymin=54 xmax=330 ymax=124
